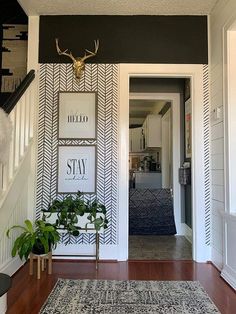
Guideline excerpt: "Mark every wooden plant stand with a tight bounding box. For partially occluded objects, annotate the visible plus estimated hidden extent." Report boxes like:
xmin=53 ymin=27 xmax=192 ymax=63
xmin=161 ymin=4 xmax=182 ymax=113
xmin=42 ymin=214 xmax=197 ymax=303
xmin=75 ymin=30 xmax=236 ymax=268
xmin=29 ymin=251 xmax=52 ymax=279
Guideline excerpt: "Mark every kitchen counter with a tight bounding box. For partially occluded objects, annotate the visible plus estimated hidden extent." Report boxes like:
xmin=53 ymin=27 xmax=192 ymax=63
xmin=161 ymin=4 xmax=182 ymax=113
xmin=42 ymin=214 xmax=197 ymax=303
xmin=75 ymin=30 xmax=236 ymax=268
xmin=132 ymin=170 xmax=161 ymax=173
xmin=133 ymin=171 xmax=162 ymax=189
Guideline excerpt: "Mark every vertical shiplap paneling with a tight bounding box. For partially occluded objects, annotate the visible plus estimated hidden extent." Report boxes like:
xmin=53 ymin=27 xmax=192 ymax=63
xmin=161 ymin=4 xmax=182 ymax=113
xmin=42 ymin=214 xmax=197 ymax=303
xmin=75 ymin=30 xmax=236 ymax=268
xmin=210 ymin=0 xmax=236 ymax=268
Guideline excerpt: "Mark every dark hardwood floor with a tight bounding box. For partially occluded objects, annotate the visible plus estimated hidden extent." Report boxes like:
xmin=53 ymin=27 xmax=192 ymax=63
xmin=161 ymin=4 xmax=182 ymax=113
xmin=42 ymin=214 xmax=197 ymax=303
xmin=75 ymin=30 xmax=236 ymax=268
xmin=7 ymin=260 xmax=236 ymax=314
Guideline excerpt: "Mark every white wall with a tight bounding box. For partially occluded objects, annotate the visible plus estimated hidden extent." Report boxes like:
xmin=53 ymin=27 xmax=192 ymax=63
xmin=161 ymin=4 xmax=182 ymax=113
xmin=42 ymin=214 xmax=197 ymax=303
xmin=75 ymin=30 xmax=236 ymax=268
xmin=210 ymin=0 xmax=236 ymax=288
xmin=0 ymin=16 xmax=40 ymax=276
xmin=0 ymin=150 xmax=32 ymax=275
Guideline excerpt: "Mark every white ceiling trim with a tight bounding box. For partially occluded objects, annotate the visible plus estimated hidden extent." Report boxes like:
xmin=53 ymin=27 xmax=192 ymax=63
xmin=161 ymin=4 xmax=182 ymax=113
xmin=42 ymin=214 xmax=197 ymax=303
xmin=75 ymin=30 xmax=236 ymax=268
xmin=18 ymin=0 xmax=219 ymax=16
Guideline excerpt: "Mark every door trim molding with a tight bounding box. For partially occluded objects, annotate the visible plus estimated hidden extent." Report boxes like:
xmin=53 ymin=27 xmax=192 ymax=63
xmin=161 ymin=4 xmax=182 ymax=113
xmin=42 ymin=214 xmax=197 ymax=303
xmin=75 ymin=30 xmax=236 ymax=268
xmin=118 ymin=63 xmax=210 ymax=262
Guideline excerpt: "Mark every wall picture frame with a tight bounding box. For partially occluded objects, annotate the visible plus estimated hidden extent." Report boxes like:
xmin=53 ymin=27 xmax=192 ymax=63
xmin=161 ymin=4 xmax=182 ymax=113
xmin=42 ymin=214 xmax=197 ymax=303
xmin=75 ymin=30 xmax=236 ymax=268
xmin=58 ymin=91 xmax=97 ymax=139
xmin=184 ymin=78 xmax=191 ymax=101
xmin=185 ymin=98 xmax=192 ymax=159
xmin=57 ymin=145 xmax=96 ymax=194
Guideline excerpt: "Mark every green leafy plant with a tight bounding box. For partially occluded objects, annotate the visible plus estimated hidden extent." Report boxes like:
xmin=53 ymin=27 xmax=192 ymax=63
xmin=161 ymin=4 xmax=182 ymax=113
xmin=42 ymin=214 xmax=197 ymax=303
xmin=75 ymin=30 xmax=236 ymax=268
xmin=45 ymin=191 xmax=108 ymax=237
xmin=6 ymin=218 xmax=60 ymax=260
xmin=86 ymin=200 xmax=107 ymax=232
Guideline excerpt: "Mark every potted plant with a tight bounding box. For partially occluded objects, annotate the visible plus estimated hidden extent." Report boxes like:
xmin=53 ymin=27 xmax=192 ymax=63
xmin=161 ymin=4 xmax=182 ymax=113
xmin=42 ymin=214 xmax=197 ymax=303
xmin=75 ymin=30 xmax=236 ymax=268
xmin=142 ymin=155 xmax=155 ymax=171
xmin=6 ymin=218 xmax=60 ymax=260
xmin=44 ymin=191 xmax=108 ymax=238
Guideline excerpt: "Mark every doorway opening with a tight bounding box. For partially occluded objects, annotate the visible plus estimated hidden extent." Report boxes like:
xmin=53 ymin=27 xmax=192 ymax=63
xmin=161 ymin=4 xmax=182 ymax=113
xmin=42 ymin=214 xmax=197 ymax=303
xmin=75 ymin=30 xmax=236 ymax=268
xmin=118 ymin=63 xmax=210 ymax=263
xmin=128 ymin=77 xmax=192 ymax=260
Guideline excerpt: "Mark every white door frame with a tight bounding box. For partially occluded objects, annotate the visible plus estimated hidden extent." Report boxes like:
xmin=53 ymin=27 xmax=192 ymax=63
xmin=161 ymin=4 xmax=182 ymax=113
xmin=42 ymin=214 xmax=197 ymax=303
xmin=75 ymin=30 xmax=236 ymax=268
xmin=129 ymin=92 xmax=182 ymax=235
xmin=161 ymin=107 xmax=172 ymax=189
xmin=118 ymin=64 xmax=210 ymax=263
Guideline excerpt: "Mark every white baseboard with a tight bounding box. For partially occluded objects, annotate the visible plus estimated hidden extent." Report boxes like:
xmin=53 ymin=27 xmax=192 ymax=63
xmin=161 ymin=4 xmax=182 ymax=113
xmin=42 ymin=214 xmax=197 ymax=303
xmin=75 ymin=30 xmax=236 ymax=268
xmin=0 ymin=245 xmax=119 ymax=276
xmin=0 ymin=294 xmax=7 ymax=314
xmin=0 ymin=256 xmax=24 ymax=276
xmin=183 ymin=223 xmax=193 ymax=244
xmin=211 ymin=247 xmax=223 ymax=271
xmin=176 ymin=223 xmax=186 ymax=236
xmin=53 ymin=244 xmax=119 ymax=260
xmin=221 ymin=265 xmax=236 ymax=290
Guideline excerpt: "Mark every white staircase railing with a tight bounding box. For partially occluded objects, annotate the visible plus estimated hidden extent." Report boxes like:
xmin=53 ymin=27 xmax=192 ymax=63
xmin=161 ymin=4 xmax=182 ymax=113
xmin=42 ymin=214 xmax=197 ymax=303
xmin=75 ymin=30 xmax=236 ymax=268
xmin=0 ymin=71 xmax=37 ymax=275
xmin=0 ymin=95 xmax=34 ymax=195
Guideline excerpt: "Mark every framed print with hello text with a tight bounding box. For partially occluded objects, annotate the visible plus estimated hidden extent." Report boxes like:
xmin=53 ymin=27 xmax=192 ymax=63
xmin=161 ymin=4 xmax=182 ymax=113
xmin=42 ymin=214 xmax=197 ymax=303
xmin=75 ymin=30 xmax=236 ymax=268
xmin=58 ymin=91 xmax=97 ymax=140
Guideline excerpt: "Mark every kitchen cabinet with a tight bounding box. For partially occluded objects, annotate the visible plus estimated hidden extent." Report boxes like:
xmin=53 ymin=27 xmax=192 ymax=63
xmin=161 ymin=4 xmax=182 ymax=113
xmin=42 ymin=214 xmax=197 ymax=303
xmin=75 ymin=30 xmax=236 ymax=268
xmin=129 ymin=127 xmax=144 ymax=152
xmin=143 ymin=114 xmax=162 ymax=148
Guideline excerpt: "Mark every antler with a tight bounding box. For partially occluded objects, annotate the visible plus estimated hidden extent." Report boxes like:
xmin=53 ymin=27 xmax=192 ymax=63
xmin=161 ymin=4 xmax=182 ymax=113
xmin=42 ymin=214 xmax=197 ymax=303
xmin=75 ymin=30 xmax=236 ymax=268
xmin=55 ymin=38 xmax=77 ymax=63
xmin=81 ymin=39 xmax=99 ymax=62
xmin=55 ymin=38 xmax=99 ymax=80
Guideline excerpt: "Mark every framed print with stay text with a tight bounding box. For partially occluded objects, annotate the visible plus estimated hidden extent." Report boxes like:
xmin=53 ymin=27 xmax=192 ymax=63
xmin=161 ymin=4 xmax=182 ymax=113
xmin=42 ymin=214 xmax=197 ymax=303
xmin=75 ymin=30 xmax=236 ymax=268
xmin=57 ymin=145 xmax=96 ymax=194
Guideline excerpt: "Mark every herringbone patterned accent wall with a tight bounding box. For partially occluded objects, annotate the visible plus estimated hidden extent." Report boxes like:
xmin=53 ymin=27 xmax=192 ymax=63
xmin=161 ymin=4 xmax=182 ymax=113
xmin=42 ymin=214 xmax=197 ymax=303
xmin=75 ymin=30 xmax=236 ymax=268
xmin=37 ymin=64 xmax=118 ymax=245
xmin=203 ymin=64 xmax=211 ymax=246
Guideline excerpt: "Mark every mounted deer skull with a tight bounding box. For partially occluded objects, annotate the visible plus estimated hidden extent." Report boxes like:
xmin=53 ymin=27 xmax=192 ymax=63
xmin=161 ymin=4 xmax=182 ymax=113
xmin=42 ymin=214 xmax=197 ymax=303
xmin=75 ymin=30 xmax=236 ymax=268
xmin=55 ymin=39 xmax=99 ymax=80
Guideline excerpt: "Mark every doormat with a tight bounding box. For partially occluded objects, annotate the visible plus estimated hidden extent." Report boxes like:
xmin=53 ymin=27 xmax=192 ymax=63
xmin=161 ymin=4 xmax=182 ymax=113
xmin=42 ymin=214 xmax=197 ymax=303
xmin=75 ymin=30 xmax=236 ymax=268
xmin=39 ymin=279 xmax=220 ymax=313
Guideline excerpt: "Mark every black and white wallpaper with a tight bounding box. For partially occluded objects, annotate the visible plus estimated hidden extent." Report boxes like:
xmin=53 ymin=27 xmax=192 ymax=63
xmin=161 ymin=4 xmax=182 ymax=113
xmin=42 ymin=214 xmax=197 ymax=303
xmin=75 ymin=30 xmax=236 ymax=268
xmin=37 ymin=63 xmax=210 ymax=248
xmin=203 ymin=64 xmax=211 ymax=246
xmin=37 ymin=63 xmax=118 ymax=245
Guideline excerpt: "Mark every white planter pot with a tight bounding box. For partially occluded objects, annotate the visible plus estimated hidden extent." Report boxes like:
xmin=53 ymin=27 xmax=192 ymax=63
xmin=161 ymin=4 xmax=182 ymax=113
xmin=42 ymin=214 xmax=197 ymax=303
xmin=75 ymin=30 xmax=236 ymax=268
xmin=43 ymin=212 xmax=104 ymax=234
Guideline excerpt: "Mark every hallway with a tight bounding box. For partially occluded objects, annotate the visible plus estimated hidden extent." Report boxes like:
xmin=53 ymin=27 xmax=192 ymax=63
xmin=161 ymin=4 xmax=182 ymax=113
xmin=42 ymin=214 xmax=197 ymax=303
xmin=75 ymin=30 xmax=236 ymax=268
xmin=129 ymin=235 xmax=192 ymax=260
xmin=6 ymin=260 xmax=236 ymax=314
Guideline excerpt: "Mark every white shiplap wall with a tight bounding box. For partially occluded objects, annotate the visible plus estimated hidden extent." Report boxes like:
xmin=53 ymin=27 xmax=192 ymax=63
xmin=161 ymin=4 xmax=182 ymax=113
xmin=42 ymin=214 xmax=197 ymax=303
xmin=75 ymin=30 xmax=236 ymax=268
xmin=210 ymin=0 xmax=236 ymax=271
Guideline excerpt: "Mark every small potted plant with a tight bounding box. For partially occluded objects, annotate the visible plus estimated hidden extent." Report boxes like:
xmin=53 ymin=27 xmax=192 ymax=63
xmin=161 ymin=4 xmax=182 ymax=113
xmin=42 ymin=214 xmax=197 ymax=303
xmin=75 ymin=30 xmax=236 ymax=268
xmin=6 ymin=218 xmax=60 ymax=260
xmin=44 ymin=191 xmax=108 ymax=238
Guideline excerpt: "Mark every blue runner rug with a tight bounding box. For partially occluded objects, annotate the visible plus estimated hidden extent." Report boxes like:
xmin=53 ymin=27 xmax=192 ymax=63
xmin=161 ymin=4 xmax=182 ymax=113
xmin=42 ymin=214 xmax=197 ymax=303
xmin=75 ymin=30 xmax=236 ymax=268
xmin=129 ymin=189 xmax=177 ymax=235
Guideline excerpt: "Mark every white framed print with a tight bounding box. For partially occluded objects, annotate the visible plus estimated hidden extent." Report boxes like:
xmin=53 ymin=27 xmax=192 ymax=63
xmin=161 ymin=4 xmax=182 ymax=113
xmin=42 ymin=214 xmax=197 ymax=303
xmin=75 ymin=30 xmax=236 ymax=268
xmin=57 ymin=145 xmax=96 ymax=194
xmin=58 ymin=91 xmax=97 ymax=139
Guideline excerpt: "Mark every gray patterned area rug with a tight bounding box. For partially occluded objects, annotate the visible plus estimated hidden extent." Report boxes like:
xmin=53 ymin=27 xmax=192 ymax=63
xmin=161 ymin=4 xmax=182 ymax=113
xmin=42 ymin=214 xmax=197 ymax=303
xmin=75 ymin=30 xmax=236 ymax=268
xmin=40 ymin=279 xmax=220 ymax=314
